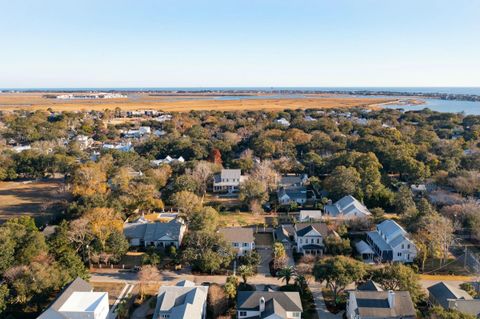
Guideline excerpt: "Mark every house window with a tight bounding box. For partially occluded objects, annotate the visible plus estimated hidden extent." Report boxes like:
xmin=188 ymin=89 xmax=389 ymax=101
xmin=299 ymin=239 xmax=302 ymax=244
xmin=243 ymin=243 xmax=248 ymax=247
xmin=239 ymin=311 xmax=247 ymax=317
xmin=402 ymin=244 xmax=404 ymax=249
xmin=233 ymin=243 xmax=239 ymax=247
xmin=317 ymin=238 xmax=320 ymax=244
xmin=292 ymin=312 xmax=301 ymax=317
xmin=397 ymin=252 xmax=402 ymax=257
xmin=408 ymin=244 xmax=410 ymax=249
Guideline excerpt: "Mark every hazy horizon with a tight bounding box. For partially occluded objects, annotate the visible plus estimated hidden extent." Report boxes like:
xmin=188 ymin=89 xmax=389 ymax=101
xmin=1 ymin=0 xmax=479 ymax=88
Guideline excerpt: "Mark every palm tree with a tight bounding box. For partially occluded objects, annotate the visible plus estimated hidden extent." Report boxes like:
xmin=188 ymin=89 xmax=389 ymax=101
xmin=277 ymin=266 xmax=296 ymax=286
xmin=238 ymin=265 xmax=255 ymax=284
xmin=294 ymin=274 xmax=308 ymax=295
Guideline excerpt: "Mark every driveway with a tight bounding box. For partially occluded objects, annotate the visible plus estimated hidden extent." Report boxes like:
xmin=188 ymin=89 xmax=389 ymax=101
xmin=309 ymin=281 xmax=343 ymax=319
xmin=286 ymin=247 xmax=295 ymax=267
xmin=257 ymin=248 xmax=272 ymax=276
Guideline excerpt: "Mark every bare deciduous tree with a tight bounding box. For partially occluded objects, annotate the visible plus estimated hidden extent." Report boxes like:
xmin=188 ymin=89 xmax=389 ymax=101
xmin=191 ymin=161 xmax=214 ymax=196
xmin=138 ymin=265 xmax=161 ymax=301
xmin=251 ymin=160 xmax=280 ymax=192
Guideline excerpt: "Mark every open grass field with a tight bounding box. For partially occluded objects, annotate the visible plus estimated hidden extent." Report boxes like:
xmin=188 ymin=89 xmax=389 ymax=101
xmin=218 ymin=211 xmax=267 ymax=227
xmin=0 ymin=178 xmax=68 ymax=224
xmin=0 ymin=92 xmax=395 ymax=112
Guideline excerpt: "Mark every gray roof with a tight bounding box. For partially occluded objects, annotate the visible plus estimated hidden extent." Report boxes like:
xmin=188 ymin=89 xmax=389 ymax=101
xmin=38 ymin=277 xmax=93 ymax=318
xmin=218 ymin=227 xmax=255 ymax=243
xmin=377 ymin=220 xmax=406 ymax=243
xmin=355 ymin=240 xmax=375 ymax=255
xmin=367 ymin=219 xmax=415 ymax=253
xmin=295 ymin=223 xmax=331 ymax=238
xmin=153 ymin=280 xmax=208 ymax=319
xmin=237 ymin=291 xmax=302 ymax=315
xmin=274 ymin=225 xmax=295 ymax=242
xmin=124 ymin=219 xmax=184 ymax=242
xmin=50 ymin=277 xmax=92 ymax=311
xmin=279 ymin=175 xmax=307 ymax=187
xmin=277 ymin=186 xmax=307 ymax=201
xmin=428 ymin=282 xmax=474 ymax=309
xmin=358 ymin=280 xmax=384 ymax=292
xmin=325 ymin=195 xmax=371 ymax=218
xmin=351 ymin=290 xmax=416 ymax=318
xmin=221 ymin=169 xmax=241 ymax=179
xmin=367 ymin=231 xmax=392 ymax=252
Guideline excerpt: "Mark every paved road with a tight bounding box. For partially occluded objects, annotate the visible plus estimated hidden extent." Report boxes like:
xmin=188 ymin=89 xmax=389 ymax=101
xmin=90 ymin=269 xmax=284 ymax=287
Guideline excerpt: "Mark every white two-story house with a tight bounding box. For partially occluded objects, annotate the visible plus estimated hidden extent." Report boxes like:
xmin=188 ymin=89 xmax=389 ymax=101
xmin=213 ymin=169 xmax=247 ymax=193
xmin=38 ymin=277 xmax=109 ymax=319
xmin=218 ymin=227 xmax=255 ymax=256
xmin=366 ymin=220 xmax=417 ymax=263
xmin=294 ymin=223 xmax=337 ymax=256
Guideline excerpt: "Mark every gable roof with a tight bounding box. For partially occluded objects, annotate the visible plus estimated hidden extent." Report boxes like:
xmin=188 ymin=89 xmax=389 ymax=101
xmin=279 ymin=175 xmax=307 ymax=187
xmin=237 ymin=291 xmax=302 ymax=314
xmin=123 ymin=219 xmax=184 ymax=242
xmin=277 ymin=186 xmax=307 ymax=201
xmin=377 ymin=220 xmax=407 ymax=243
xmin=274 ymin=225 xmax=295 ymax=242
xmin=358 ymin=280 xmax=384 ymax=292
xmin=367 ymin=219 xmax=416 ymax=254
xmin=428 ymin=282 xmax=473 ymax=309
xmin=218 ymin=227 xmax=255 ymax=243
xmin=351 ymin=290 xmax=416 ymax=318
xmin=58 ymin=291 xmax=107 ymax=313
xmin=153 ymin=281 xmax=208 ymax=319
xmin=325 ymin=195 xmax=371 ymax=218
xmin=295 ymin=223 xmax=330 ymax=238
xmin=37 ymin=277 xmax=95 ymax=319
xmin=221 ymin=169 xmax=241 ymax=179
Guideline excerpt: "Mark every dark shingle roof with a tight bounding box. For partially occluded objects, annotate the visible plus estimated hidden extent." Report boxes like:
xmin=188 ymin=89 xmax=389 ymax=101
xmin=352 ymin=290 xmax=416 ymax=318
xmin=295 ymin=223 xmax=330 ymax=238
xmin=358 ymin=280 xmax=384 ymax=292
xmin=428 ymin=282 xmax=473 ymax=309
xmin=237 ymin=291 xmax=302 ymax=314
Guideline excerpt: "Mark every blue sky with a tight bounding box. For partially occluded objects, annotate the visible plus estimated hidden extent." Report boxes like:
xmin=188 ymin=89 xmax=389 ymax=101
xmin=1 ymin=0 xmax=479 ymax=88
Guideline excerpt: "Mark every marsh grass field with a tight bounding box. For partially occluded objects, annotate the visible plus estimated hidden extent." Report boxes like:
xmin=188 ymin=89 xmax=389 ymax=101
xmin=0 ymin=92 xmax=395 ymax=112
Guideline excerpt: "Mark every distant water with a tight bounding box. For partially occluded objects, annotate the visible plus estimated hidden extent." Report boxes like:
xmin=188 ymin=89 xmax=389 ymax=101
xmin=4 ymin=86 xmax=480 ymax=95
xmin=2 ymin=87 xmax=480 ymax=115
xmin=381 ymin=99 xmax=480 ymax=115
